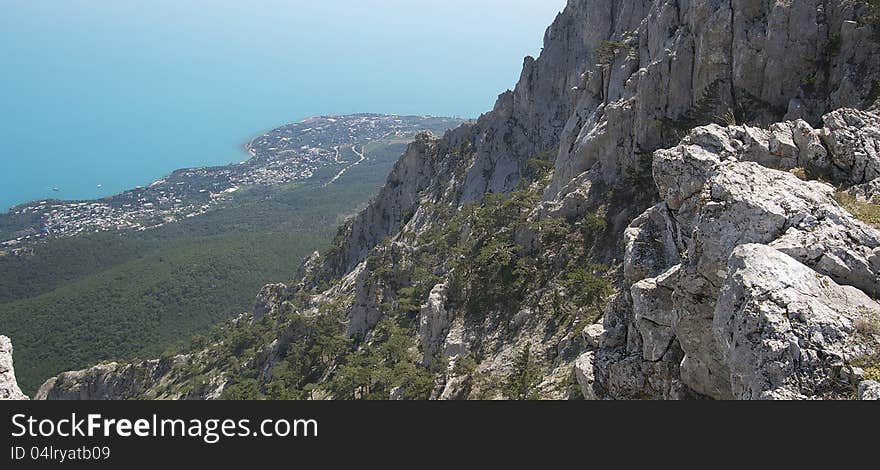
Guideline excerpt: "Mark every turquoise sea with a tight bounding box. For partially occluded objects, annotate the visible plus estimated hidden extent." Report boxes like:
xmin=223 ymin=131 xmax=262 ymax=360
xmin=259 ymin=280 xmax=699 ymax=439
xmin=0 ymin=0 xmax=563 ymax=211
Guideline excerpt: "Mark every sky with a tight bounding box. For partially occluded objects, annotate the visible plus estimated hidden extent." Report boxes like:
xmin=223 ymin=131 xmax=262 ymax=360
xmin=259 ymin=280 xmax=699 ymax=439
xmin=0 ymin=0 xmax=566 ymax=209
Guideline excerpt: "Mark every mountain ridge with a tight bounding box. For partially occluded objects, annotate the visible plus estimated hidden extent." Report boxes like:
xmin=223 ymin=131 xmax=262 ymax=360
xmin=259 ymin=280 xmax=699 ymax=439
xmin=9 ymin=0 xmax=880 ymax=401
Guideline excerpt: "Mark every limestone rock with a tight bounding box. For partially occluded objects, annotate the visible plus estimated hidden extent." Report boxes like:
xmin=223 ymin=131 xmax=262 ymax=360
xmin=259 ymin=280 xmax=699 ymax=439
xmin=320 ymin=135 xmax=441 ymax=279
xmin=624 ymin=203 xmax=682 ymax=284
xmin=819 ymin=109 xmax=880 ymax=185
xmin=715 ymin=244 xmax=880 ymax=400
xmin=574 ymin=352 xmax=597 ymax=400
xmin=35 ymin=354 xmax=221 ymax=401
xmin=602 ymin=109 xmax=880 ymax=400
xmin=418 ymin=284 xmax=451 ymax=366
xmin=442 ymin=317 xmax=469 ymax=362
xmin=859 ymin=381 xmax=880 ymax=401
xmin=0 ymin=336 xmax=28 ymax=400
xmin=631 ymin=267 xmax=678 ymax=362
xmin=253 ymin=283 xmax=289 ymax=323
xmin=847 ymin=178 xmax=880 ymax=204
xmin=548 ymin=0 xmax=880 ymax=203
xmin=582 ymin=324 xmax=605 ymax=350
xmin=37 ymin=362 xmax=152 ymax=401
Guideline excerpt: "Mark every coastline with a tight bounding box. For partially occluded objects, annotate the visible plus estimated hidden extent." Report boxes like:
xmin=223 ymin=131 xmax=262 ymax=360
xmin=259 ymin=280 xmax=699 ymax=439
xmin=0 ymin=114 xmax=466 ymax=247
xmin=0 ymin=143 xmax=255 ymax=216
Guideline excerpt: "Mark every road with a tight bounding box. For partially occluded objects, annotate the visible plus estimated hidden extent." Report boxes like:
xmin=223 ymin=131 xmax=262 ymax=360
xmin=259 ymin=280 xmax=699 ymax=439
xmin=324 ymin=145 xmax=366 ymax=187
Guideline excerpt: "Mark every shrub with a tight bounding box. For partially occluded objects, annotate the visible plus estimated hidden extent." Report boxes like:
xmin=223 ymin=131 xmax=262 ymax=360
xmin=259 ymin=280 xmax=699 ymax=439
xmin=823 ymin=33 xmax=842 ymax=57
xmin=468 ymin=239 xmax=528 ymax=314
xmin=524 ymin=158 xmax=554 ymax=183
xmin=853 ymin=354 xmax=880 ymax=382
xmin=220 ymin=378 xmax=262 ymax=400
xmin=537 ymin=217 xmax=571 ymax=247
xmin=655 ymin=79 xmax=725 ymax=144
xmin=452 ymin=355 xmax=478 ymax=377
xmin=790 ymin=168 xmax=808 ymax=181
xmin=522 ymin=148 xmax=557 ymax=183
xmin=855 ymin=308 xmax=880 ymax=336
xmin=594 ymin=41 xmax=633 ymax=66
xmin=562 ymin=264 xmax=614 ymax=311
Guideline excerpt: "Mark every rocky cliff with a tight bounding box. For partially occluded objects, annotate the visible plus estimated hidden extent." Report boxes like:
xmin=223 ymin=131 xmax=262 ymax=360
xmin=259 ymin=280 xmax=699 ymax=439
xmin=594 ymin=108 xmax=880 ymax=400
xmin=29 ymin=0 xmax=880 ymax=400
xmin=0 ymin=336 xmax=28 ymax=400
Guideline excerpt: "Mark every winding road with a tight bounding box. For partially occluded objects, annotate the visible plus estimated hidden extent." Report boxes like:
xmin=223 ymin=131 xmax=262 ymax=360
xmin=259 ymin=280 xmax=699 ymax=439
xmin=324 ymin=145 xmax=366 ymax=187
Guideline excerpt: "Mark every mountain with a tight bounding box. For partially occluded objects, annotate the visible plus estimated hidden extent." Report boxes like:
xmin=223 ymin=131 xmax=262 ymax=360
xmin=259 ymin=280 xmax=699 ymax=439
xmin=0 ymin=115 xmax=464 ymax=395
xmin=8 ymin=0 xmax=880 ymax=400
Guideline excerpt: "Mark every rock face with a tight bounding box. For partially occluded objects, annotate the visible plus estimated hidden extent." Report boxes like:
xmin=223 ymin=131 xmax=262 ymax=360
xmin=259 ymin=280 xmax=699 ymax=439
xmin=321 ymin=136 xmax=442 ymax=278
xmin=574 ymin=352 xmax=597 ymax=401
xmin=0 ymin=336 xmax=28 ymax=400
xmin=36 ymin=362 xmax=156 ymax=401
xmin=860 ymin=381 xmax=880 ymax=400
xmin=546 ymin=0 xmax=880 ymax=209
xmin=419 ymin=284 xmax=451 ymax=366
xmin=35 ymin=0 xmax=880 ymax=400
xmin=35 ymin=354 xmax=225 ymax=401
xmin=598 ymin=109 xmax=880 ymax=400
xmin=253 ymin=284 xmax=290 ymax=323
xmin=718 ymin=245 xmax=878 ymax=400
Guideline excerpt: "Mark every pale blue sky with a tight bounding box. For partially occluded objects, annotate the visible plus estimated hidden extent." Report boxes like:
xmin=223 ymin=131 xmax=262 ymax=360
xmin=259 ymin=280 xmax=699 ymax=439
xmin=0 ymin=0 xmax=566 ymax=208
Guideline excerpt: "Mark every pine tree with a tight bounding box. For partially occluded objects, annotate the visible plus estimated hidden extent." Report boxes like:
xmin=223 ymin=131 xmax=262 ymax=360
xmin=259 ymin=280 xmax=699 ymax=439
xmin=503 ymin=344 xmax=543 ymax=400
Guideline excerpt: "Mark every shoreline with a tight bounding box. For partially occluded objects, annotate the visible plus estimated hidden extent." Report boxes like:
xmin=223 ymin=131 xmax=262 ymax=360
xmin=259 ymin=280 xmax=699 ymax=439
xmin=1 ymin=114 xmax=467 ymax=247
xmin=3 ymin=113 xmax=462 ymax=214
xmin=0 ymin=144 xmax=254 ymax=216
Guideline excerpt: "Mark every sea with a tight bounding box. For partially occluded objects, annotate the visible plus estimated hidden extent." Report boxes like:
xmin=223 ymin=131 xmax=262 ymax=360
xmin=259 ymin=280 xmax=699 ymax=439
xmin=0 ymin=0 xmax=564 ymax=211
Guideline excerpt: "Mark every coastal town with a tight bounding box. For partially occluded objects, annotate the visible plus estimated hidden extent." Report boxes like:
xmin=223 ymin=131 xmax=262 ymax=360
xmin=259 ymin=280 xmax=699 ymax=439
xmin=0 ymin=114 xmax=463 ymax=255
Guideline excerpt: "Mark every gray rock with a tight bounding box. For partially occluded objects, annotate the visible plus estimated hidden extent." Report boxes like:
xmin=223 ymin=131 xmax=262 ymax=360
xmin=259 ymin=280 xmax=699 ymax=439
xmin=548 ymin=0 xmax=880 ymax=203
xmin=771 ymin=218 xmax=880 ymax=299
xmin=624 ymin=203 xmax=682 ymax=284
xmin=582 ymin=324 xmax=605 ymax=350
xmin=859 ymin=381 xmax=880 ymax=401
xmin=819 ymin=109 xmax=880 ymax=185
xmin=631 ymin=267 xmax=678 ymax=362
xmin=253 ymin=283 xmax=289 ymax=323
xmin=715 ymin=244 xmax=880 ymax=400
xmin=604 ymin=109 xmax=880 ymax=400
xmin=574 ymin=352 xmax=597 ymax=400
xmin=419 ymin=284 xmax=451 ymax=366
xmin=0 ymin=336 xmax=28 ymax=400
xmin=35 ymin=354 xmax=222 ymax=401
xmin=320 ymin=135 xmax=441 ymax=278
xmin=847 ymin=178 xmax=880 ymax=204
